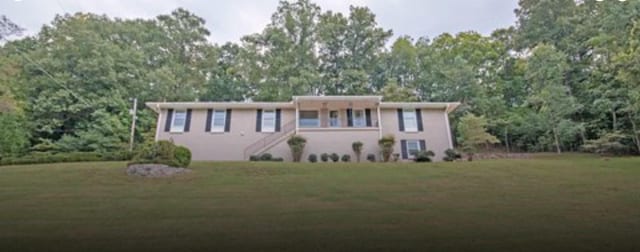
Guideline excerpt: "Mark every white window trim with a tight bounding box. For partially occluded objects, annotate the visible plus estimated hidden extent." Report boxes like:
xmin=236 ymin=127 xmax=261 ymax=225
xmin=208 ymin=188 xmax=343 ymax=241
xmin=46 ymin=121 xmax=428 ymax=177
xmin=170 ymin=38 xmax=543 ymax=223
xmin=210 ymin=110 xmax=226 ymax=132
xmin=352 ymin=109 xmax=366 ymax=127
xmin=406 ymin=139 xmax=422 ymax=158
xmin=328 ymin=110 xmax=341 ymax=128
xmin=403 ymin=109 xmax=418 ymax=132
xmin=170 ymin=110 xmax=187 ymax=133
xmin=299 ymin=110 xmax=320 ymax=128
xmin=262 ymin=109 xmax=276 ymax=133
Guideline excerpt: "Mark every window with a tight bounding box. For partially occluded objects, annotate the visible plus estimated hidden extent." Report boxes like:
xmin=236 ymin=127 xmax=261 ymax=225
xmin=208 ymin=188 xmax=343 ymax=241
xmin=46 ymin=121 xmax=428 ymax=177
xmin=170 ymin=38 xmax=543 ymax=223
xmin=406 ymin=140 xmax=421 ymax=157
xmin=299 ymin=111 xmax=319 ymax=128
xmin=353 ymin=109 xmax=366 ymax=127
xmin=171 ymin=110 xmax=187 ymax=132
xmin=211 ymin=110 xmax=226 ymax=132
xmin=329 ymin=110 xmax=340 ymax=127
xmin=403 ymin=109 xmax=418 ymax=132
xmin=262 ymin=110 xmax=276 ymax=132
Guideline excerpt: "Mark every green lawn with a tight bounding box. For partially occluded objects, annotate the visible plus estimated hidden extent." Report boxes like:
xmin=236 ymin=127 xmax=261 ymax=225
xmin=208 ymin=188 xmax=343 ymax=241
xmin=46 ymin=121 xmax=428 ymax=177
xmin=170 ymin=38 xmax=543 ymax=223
xmin=1 ymin=155 xmax=639 ymax=252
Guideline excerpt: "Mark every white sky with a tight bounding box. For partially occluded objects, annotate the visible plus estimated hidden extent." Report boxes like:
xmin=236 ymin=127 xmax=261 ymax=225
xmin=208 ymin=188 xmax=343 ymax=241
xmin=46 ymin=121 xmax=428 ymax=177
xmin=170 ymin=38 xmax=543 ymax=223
xmin=1 ymin=0 xmax=519 ymax=44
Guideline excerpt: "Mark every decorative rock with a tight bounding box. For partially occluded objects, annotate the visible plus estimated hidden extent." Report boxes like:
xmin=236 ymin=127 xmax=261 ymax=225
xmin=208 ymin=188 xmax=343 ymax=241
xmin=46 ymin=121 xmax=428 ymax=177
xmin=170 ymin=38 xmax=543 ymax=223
xmin=126 ymin=164 xmax=191 ymax=178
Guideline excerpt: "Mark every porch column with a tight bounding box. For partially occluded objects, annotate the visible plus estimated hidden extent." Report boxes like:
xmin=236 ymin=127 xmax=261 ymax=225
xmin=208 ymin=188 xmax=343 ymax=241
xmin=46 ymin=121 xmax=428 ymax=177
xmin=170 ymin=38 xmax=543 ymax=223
xmin=295 ymin=97 xmax=299 ymax=134
xmin=377 ymin=98 xmax=382 ymax=139
xmin=444 ymin=103 xmax=453 ymax=149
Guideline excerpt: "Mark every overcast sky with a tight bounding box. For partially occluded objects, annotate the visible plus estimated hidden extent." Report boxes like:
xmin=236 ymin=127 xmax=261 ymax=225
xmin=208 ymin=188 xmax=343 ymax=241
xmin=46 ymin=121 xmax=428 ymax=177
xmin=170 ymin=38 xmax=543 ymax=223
xmin=2 ymin=0 xmax=519 ymax=44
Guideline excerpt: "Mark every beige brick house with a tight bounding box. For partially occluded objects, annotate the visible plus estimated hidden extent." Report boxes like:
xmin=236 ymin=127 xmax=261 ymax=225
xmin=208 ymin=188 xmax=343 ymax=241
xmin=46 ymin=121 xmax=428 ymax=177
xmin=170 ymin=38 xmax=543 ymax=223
xmin=146 ymin=96 xmax=459 ymax=162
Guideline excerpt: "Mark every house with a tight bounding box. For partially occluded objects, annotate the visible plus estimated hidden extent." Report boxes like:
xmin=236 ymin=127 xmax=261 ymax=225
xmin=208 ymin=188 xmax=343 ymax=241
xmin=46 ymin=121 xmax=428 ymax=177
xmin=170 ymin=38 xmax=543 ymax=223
xmin=146 ymin=96 xmax=460 ymax=162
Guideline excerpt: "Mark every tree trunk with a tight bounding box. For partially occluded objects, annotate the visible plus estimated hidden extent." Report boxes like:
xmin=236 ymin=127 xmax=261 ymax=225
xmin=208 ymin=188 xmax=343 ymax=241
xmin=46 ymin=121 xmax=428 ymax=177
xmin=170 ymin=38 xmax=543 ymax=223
xmin=612 ymin=110 xmax=617 ymax=131
xmin=630 ymin=114 xmax=640 ymax=154
xmin=553 ymin=127 xmax=561 ymax=154
xmin=504 ymin=126 xmax=510 ymax=153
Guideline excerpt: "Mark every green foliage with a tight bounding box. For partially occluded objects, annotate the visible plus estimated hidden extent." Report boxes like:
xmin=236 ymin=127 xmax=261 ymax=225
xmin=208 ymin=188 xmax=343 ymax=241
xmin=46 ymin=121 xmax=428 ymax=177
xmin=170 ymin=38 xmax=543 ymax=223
xmin=174 ymin=146 xmax=192 ymax=168
xmin=458 ymin=114 xmax=500 ymax=161
xmin=366 ymin=153 xmax=376 ymax=162
xmin=0 ymin=151 xmax=131 ymax=166
xmin=414 ymin=150 xmax=435 ymax=162
xmin=320 ymin=153 xmax=329 ymax=162
xmin=0 ymin=113 xmax=30 ymax=156
xmin=2 ymin=0 xmax=640 ymax=156
xmin=308 ymin=154 xmax=318 ymax=163
xmin=443 ymin=149 xmax=462 ymax=162
xmin=330 ymin=153 xmax=339 ymax=162
xmin=351 ymin=141 xmax=363 ymax=162
xmin=132 ymin=140 xmax=191 ymax=167
xmin=581 ymin=132 xmax=632 ymax=156
xmin=287 ymin=135 xmax=307 ymax=162
xmin=378 ymin=134 xmax=396 ymax=162
xmin=341 ymin=154 xmax=351 ymax=162
xmin=260 ymin=153 xmax=273 ymax=161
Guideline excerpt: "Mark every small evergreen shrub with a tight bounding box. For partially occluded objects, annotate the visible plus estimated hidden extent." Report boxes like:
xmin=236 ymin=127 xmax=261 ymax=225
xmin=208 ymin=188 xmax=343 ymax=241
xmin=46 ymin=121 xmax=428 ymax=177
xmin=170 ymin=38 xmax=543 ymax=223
xmin=249 ymin=155 xmax=259 ymax=161
xmin=174 ymin=146 xmax=192 ymax=168
xmin=260 ymin=153 xmax=273 ymax=161
xmin=443 ymin=148 xmax=462 ymax=162
xmin=366 ymin=153 xmax=376 ymax=162
xmin=330 ymin=153 xmax=340 ymax=162
xmin=308 ymin=154 xmax=318 ymax=163
xmin=341 ymin=154 xmax=351 ymax=162
xmin=320 ymin=153 xmax=329 ymax=162
xmin=414 ymin=150 xmax=435 ymax=162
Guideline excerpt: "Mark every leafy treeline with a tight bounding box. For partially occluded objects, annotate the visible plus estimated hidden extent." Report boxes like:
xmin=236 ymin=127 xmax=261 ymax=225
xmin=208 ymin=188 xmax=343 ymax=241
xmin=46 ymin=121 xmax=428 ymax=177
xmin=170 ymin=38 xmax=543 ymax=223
xmin=0 ymin=0 xmax=639 ymax=156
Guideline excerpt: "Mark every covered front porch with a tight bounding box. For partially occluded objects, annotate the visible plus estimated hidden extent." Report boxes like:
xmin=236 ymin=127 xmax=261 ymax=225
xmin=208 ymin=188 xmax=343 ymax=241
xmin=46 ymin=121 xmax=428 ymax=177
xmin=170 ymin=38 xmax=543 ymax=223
xmin=293 ymin=96 xmax=383 ymax=136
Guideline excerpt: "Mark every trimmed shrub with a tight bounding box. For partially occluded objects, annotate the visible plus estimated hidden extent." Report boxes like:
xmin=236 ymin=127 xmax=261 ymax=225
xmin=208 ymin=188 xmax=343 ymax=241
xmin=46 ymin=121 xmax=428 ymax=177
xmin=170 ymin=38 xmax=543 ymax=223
xmin=443 ymin=148 xmax=462 ymax=162
xmin=174 ymin=146 xmax=192 ymax=168
xmin=320 ymin=153 xmax=330 ymax=162
xmin=352 ymin=141 xmax=363 ymax=162
xmin=378 ymin=134 xmax=396 ymax=162
xmin=341 ymin=154 xmax=351 ymax=162
xmin=308 ymin=154 xmax=318 ymax=163
xmin=260 ymin=153 xmax=273 ymax=161
xmin=330 ymin=153 xmax=340 ymax=162
xmin=248 ymin=153 xmax=283 ymax=162
xmin=131 ymin=140 xmax=192 ymax=168
xmin=287 ymin=135 xmax=307 ymax=162
xmin=414 ymin=150 xmax=435 ymax=162
xmin=0 ymin=151 xmax=132 ymax=166
xmin=366 ymin=153 xmax=376 ymax=162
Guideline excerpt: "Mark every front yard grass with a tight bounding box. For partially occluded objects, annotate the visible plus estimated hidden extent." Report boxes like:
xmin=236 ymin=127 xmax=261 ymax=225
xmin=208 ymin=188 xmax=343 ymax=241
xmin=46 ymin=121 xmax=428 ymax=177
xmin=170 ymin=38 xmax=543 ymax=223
xmin=0 ymin=154 xmax=639 ymax=251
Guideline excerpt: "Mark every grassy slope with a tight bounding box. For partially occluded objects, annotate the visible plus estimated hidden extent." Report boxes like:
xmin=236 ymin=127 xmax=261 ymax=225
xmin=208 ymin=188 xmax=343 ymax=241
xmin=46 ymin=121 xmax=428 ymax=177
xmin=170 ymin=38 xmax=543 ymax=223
xmin=0 ymin=155 xmax=639 ymax=252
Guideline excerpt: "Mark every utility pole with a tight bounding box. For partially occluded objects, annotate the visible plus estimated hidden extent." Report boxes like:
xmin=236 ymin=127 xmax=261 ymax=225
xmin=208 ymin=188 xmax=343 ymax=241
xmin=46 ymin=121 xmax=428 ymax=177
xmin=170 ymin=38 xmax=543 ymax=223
xmin=129 ymin=98 xmax=138 ymax=152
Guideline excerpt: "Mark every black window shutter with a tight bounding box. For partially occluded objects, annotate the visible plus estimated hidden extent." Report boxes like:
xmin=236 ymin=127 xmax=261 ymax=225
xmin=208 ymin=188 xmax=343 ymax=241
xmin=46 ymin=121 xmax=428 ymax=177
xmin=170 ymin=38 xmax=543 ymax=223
xmin=365 ymin=109 xmax=372 ymax=127
xmin=225 ymin=109 xmax=232 ymax=132
xmin=184 ymin=109 xmax=192 ymax=132
xmin=419 ymin=140 xmax=426 ymax=152
xmin=397 ymin=109 xmax=405 ymax=132
xmin=205 ymin=109 xmax=213 ymax=132
xmin=256 ymin=109 xmax=262 ymax=132
xmin=275 ymin=109 xmax=281 ymax=132
xmin=347 ymin=109 xmax=353 ymax=127
xmin=164 ymin=109 xmax=174 ymax=132
xmin=401 ymin=140 xmax=408 ymax=160
xmin=416 ymin=109 xmax=424 ymax=131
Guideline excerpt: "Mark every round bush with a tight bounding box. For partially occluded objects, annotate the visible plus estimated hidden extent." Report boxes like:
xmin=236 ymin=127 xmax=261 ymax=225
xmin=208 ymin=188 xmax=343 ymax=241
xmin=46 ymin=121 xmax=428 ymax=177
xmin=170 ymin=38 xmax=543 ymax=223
xmin=330 ymin=153 xmax=340 ymax=162
xmin=341 ymin=154 xmax=351 ymax=162
xmin=174 ymin=146 xmax=192 ymax=167
xmin=366 ymin=153 xmax=376 ymax=162
xmin=320 ymin=153 xmax=329 ymax=162
xmin=308 ymin=154 xmax=318 ymax=163
xmin=260 ymin=153 xmax=273 ymax=161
